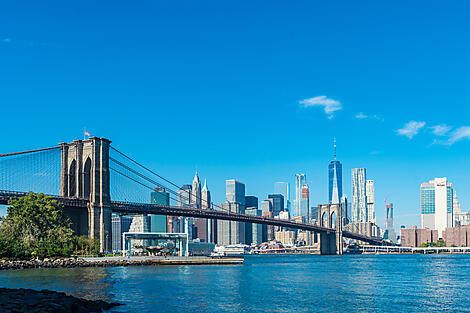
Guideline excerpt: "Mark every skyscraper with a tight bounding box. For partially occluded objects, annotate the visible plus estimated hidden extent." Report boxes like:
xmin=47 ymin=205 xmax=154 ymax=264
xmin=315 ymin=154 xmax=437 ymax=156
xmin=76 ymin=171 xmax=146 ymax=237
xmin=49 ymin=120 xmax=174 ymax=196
xmin=421 ymin=177 xmax=453 ymax=237
xmin=301 ymin=184 xmax=310 ymax=221
xmin=328 ymin=139 xmax=342 ymax=204
xmin=294 ymin=174 xmax=306 ymax=217
xmin=177 ymin=184 xmax=193 ymax=238
xmin=385 ymin=203 xmax=397 ymax=241
xmin=366 ymin=180 xmax=375 ymax=223
xmin=268 ymin=194 xmax=284 ymax=216
xmin=226 ymin=179 xmax=246 ymax=206
xmin=274 ymin=182 xmax=290 ymax=212
xmin=351 ymin=168 xmax=367 ymax=223
xmin=195 ymin=179 xmax=211 ymax=242
xmin=341 ymin=195 xmax=348 ymax=225
xmin=191 ymin=172 xmax=202 ymax=208
xmin=150 ymin=187 xmax=170 ymax=232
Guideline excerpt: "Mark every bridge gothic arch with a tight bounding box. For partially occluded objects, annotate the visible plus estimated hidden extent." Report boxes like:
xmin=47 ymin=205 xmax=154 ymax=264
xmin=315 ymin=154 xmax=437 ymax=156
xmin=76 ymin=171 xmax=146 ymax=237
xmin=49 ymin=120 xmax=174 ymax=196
xmin=331 ymin=212 xmax=337 ymax=229
xmin=59 ymin=137 xmax=112 ymax=252
xmin=317 ymin=203 xmax=343 ymax=255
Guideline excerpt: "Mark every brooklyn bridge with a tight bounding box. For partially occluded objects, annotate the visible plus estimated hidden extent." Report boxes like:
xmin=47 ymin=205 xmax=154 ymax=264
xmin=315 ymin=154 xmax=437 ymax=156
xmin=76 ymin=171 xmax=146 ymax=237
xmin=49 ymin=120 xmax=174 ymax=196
xmin=0 ymin=137 xmax=387 ymax=255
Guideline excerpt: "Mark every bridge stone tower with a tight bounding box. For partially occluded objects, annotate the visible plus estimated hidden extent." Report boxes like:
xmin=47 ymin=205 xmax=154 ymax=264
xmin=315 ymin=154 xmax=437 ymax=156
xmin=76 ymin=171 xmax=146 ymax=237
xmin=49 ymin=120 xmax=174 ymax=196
xmin=318 ymin=203 xmax=343 ymax=255
xmin=59 ymin=137 xmax=112 ymax=252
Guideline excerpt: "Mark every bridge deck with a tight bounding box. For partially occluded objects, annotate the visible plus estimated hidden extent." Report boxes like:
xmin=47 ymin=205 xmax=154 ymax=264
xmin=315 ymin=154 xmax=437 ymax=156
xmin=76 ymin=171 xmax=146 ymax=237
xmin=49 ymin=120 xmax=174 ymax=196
xmin=0 ymin=190 xmax=387 ymax=245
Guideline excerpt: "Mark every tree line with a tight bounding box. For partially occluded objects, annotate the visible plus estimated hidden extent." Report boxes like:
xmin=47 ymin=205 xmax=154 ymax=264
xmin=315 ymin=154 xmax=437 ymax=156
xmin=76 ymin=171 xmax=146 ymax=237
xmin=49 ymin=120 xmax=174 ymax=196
xmin=0 ymin=192 xmax=100 ymax=259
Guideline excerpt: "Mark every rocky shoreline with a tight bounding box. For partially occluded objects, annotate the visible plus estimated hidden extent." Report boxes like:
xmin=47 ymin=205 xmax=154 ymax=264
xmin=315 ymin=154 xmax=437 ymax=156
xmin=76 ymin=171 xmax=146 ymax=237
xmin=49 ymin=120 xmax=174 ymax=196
xmin=0 ymin=288 xmax=121 ymax=312
xmin=0 ymin=256 xmax=243 ymax=270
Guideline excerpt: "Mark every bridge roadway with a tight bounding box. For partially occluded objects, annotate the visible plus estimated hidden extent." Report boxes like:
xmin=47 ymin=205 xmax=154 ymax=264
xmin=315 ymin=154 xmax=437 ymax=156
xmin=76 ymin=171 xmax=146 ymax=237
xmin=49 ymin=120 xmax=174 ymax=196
xmin=0 ymin=190 xmax=385 ymax=245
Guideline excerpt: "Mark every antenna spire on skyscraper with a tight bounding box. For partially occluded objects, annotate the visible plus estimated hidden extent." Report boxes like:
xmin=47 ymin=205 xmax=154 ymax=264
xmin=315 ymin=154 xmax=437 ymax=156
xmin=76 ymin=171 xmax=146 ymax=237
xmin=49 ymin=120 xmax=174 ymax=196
xmin=333 ymin=137 xmax=337 ymax=161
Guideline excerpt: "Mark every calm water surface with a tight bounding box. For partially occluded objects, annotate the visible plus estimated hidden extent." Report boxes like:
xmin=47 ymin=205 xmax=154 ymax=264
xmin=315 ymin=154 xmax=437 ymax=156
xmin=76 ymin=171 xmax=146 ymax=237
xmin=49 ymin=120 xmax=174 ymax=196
xmin=0 ymin=254 xmax=469 ymax=312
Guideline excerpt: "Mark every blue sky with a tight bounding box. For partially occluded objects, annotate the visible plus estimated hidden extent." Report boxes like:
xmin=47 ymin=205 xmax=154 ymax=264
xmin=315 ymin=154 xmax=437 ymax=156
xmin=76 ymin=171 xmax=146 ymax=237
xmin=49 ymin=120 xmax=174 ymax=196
xmin=1 ymin=1 xmax=470 ymax=229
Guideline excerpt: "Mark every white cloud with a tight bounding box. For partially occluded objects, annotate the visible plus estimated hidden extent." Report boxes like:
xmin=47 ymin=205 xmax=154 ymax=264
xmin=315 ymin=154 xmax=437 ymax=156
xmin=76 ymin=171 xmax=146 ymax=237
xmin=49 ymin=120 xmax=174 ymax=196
xmin=299 ymin=96 xmax=342 ymax=118
xmin=355 ymin=112 xmax=368 ymax=119
xmin=396 ymin=121 xmax=426 ymax=139
xmin=430 ymin=124 xmax=452 ymax=136
xmin=446 ymin=126 xmax=470 ymax=145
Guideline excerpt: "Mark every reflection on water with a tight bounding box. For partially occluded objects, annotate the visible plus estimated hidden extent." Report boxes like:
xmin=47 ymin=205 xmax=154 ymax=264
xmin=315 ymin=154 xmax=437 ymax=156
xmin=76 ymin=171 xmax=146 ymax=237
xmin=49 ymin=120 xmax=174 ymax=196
xmin=1 ymin=254 xmax=470 ymax=312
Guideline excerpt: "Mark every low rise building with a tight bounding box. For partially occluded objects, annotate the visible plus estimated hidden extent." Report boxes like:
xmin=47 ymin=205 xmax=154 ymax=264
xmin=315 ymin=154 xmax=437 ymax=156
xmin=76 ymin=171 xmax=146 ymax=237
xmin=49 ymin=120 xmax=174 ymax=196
xmin=274 ymin=230 xmax=296 ymax=246
xmin=443 ymin=226 xmax=470 ymax=247
xmin=400 ymin=226 xmax=438 ymax=247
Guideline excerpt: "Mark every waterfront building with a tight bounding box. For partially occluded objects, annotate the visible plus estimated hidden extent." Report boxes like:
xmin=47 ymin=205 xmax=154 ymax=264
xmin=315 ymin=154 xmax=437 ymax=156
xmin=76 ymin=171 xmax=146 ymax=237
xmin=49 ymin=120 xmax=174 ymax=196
xmin=328 ymin=139 xmax=342 ymax=204
xmin=226 ymin=179 xmax=246 ymax=206
xmin=261 ymin=199 xmax=273 ymax=214
xmin=274 ymin=230 xmax=296 ymax=246
xmin=177 ymin=184 xmax=192 ymax=206
xmin=217 ymin=202 xmax=245 ymax=246
xmin=279 ymin=210 xmax=289 ymax=220
xmin=385 ymin=203 xmax=397 ymax=241
xmin=129 ymin=214 xmax=151 ymax=247
xmin=300 ymin=185 xmax=310 ymax=221
xmin=443 ymin=225 xmax=470 ymax=247
xmin=400 ymin=226 xmax=438 ymax=247
xmin=297 ymin=230 xmax=315 ymax=246
xmin=150 ymin=187 xmax=169 ymax=233
xmin=294 ymin=174 xmax=306 ymax=218
xmin=112 ymin=215 xmax=132 ymax=252
xmin=268 ymin=194 xmax=284 ymax=216
xmin=351 ymin=168 xmax=367 ymax=223
xmin=366 ymin=180 xmax=375 ymax=223
xmin=261 ymin=200 xmax=273 ymax=242
xmin=420 ymin=177 xmax=453 ymax=237
xmin=274 ymin=182 xmax=290 ymax=213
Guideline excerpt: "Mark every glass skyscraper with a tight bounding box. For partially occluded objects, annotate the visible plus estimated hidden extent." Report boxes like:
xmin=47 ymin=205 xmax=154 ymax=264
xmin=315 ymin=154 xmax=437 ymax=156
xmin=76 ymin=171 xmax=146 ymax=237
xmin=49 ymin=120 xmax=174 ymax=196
xmin=274 ymin=182 xmax=290 ymax=212
xmin=420 ymin=177 xmax=453 ymax=237
xmin=294 ymin=174 xmax=306 ymax=217
xmin=226 ymin=179 xmax=246 ymax=206
xmin=351 ymin=168 xmax=367 ymax=223
xmin=328 ymin=139 xmax=342 ymax=204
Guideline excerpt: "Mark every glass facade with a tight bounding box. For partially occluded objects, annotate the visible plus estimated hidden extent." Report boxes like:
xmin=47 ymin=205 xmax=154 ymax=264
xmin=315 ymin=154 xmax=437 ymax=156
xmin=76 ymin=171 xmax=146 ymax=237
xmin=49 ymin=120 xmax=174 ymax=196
xmin=420 ymin=187 xmax=435 ymax=214
xmin=351 ymin=168 xmax=367 ymax=223
xmin=328 ymin=161 xmax=342 ymax=204
xmin=226 ymin=180 xmax=246 ymax=206
xmin=447 ymin=186 xmax=453 ymax=214
xmin=150 ymin=188 xmax=170 ymax=233
xmin=268 ymin=194 xmax=284 ymax=216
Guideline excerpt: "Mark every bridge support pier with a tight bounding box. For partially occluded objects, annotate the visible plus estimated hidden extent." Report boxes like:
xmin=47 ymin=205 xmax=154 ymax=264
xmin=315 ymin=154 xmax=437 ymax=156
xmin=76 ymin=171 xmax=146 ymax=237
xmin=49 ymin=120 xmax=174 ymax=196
xmin=318 ymin=204 xmax=343 ymax=255
xmin=60 ymin=137 xmax=112 ymax=252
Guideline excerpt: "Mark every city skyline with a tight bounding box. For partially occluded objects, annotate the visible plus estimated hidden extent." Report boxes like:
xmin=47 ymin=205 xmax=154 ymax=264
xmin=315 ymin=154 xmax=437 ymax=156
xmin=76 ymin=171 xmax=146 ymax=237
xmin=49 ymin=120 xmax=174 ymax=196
xmin=2 ymin=1 xmax=470 ymax=230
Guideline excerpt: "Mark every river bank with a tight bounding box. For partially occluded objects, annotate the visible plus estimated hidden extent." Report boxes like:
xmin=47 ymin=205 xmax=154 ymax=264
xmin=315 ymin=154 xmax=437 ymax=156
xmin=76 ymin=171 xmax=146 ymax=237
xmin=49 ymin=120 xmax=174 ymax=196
xmin=0 ymin=256 xmax=244 ymax=270
xmin=0 ymin=287 xmax=121 ymax=312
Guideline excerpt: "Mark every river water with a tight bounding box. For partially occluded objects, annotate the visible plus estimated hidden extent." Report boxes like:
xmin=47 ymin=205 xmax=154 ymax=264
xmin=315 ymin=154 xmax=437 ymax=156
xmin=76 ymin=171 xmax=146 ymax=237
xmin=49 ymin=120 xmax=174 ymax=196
xmin=0 ymin=254 xmax=469 ymax=312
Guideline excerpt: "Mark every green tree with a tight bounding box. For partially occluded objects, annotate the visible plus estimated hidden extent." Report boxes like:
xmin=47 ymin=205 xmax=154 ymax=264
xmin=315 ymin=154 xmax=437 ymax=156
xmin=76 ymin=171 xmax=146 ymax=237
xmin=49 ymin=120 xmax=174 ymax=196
xmin=0 ymin=192 xmax=74 ymax=259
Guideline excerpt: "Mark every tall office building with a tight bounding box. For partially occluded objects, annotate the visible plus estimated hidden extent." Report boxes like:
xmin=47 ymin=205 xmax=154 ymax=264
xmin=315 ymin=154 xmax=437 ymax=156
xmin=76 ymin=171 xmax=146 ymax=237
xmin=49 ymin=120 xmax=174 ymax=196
xmin=268 ymin=194 xmax=284 ymax=216
xmin=177 ymin=184 xmax=193 ymax=238
xmin=385 ymin=203 xmax=397 ymax=241
xmin=301 ymin=185 xmax=310 ymax=221
xmin=341 ymin=195 xmax=348 ymax=225
xmin=294 ymin=174 xmax=306 ymax=217
xmin=261 ymin=200 xmax=273 ymax=241
xmin=246 ymin=208 xmax=263 ymax=245
xmin=245 ymin=196 xmax=259 ymax=209
xmin=328 ymin=139 xmax=342 ymax=204
xmin=217 ymin=202 xmax=245 ymax=245
xmin=351 ymin=168 xmax=367 ymax=223
xmin=421 ymin=177 xmax=453 ymax=237
xmin=191 ymin=172 xmax=202 ymax=208
xmin=274 ymin=182 xmax=290 ymax=212
xmin=112 ymin=215 xmax=132 ymax=252
xmin=226 ymin=179 xmax=246 ymax=206
xmin=150 ymin=187 xmax=170 ymax=232
xmin=366 ymin=180 xmax=375 ymax=223
xmin=195 ymin=179 xmax=211 ymax=242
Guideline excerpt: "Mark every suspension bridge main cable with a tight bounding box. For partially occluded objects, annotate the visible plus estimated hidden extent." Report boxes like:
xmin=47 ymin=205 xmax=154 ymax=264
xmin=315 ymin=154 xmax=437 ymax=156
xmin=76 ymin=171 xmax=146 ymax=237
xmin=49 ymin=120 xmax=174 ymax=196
xmin=0 ymin=146 xmax=60 ymax=158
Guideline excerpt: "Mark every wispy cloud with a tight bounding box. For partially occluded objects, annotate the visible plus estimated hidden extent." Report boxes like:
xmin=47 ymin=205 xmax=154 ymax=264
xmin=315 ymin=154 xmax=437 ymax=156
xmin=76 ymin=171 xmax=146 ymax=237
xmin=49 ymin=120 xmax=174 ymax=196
xmin=299 ymin=96 xmax=342 ymax=119
xmin=355 ymin=112 xmax=384 ymax=122
xmin=446 ymin=126 xmax=470 ymax=145
xmin=2 ymin=38 xmax=11 ymax=43
xmin=396 ymin=121 xmax=426 ymax=139
xmin=429 ymin=124 xmax=452 ymax=136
